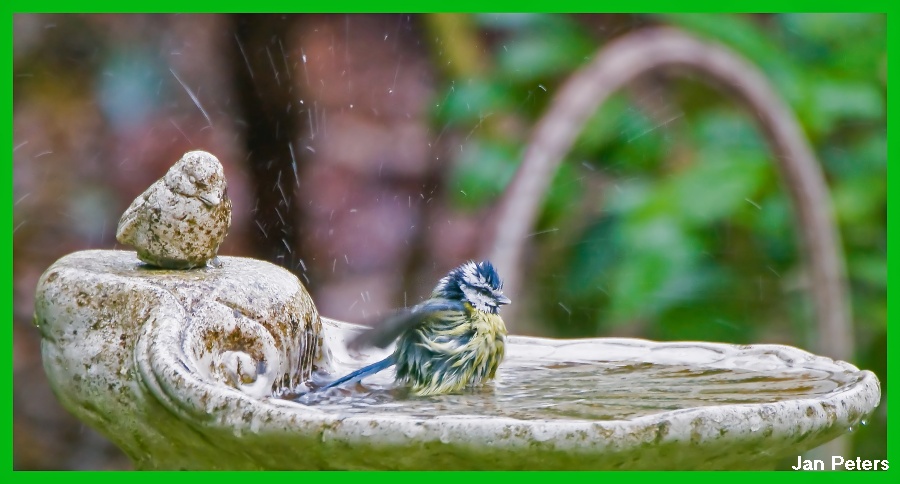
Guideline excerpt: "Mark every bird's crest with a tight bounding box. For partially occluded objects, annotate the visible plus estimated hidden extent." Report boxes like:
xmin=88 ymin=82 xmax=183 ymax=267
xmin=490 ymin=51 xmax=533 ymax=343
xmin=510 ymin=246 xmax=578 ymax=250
xmin=435 ymin=260 xmax=510 ymax=314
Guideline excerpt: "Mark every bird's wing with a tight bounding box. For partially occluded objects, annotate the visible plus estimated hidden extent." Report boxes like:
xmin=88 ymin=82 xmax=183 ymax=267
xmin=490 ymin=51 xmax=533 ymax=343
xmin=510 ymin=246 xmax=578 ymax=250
xmin=348 ymin=299 xmax=467 ymax=350
xmin=116 ymin=187 xmax=155 ymax=242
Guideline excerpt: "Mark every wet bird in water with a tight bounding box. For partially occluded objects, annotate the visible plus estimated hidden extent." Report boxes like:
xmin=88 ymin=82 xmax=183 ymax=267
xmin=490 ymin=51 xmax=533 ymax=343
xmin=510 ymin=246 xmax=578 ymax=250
xmin=319 ymin=260 xmax=510 ymax=396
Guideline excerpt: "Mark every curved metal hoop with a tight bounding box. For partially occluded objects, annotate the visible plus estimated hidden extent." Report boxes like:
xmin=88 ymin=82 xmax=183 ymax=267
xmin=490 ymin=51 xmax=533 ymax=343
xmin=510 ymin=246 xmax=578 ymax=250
xmin=484 ymin=28 xmax=851 ymax=362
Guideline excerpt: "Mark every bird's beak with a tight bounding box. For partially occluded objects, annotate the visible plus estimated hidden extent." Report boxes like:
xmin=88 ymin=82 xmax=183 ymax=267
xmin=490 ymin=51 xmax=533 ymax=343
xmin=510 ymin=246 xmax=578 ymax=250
xmin=496 ymin=294 xmax=511 ymax=306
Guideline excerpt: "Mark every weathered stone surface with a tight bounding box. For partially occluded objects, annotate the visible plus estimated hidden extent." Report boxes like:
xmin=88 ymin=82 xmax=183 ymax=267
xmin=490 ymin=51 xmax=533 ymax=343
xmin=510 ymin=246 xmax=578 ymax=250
xmin=34 ymin=250 xmax=320 ymax=469
xmin=116 ymin=151 xmax=231 ymax=269
xmin=34 ymin=250 xmax=880 ymax=469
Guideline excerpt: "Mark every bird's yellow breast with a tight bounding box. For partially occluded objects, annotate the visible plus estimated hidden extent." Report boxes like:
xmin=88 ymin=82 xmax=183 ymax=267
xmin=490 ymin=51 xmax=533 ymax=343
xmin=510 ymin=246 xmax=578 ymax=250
xmin=394 ymin=306 xmax=507 ymax=396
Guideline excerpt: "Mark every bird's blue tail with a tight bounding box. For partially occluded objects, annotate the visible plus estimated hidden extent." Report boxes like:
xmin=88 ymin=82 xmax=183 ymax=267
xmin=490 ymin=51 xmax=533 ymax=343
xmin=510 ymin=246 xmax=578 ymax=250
xmin=320 ymin=355 xmax=395 ymax=391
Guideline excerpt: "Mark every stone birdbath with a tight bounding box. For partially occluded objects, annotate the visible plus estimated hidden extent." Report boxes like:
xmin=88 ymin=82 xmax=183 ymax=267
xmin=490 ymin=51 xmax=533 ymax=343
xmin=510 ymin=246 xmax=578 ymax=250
xmin=33 ymin=150 xmax=880 ymax=470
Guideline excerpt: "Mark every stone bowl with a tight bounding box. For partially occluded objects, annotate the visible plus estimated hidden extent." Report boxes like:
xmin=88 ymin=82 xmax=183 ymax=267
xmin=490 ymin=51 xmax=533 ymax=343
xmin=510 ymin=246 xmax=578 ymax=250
xmin=34 ymin=250 xmax=881 ymax=469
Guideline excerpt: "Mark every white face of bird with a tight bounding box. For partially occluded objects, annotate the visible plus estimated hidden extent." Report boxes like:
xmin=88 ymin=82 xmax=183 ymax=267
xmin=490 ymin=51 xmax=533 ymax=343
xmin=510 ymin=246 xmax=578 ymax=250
xmin=457 ymin=261 xmax=511 ymax=315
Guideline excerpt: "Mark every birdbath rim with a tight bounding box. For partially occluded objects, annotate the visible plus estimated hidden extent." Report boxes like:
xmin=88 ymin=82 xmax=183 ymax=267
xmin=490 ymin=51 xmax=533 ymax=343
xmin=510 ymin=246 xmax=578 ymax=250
xmin=269 ymin=317 xmax=880 ymax=469
xmin=304 ymin=317 xmax=878 ymax=425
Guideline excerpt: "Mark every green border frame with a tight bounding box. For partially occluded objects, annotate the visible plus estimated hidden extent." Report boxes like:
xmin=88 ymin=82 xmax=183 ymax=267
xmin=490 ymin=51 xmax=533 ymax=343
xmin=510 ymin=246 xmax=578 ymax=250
xmin=3 ymin=1 xmax=894 ymax=13
xmin=5 ymin=2 xmax=893 ymax=477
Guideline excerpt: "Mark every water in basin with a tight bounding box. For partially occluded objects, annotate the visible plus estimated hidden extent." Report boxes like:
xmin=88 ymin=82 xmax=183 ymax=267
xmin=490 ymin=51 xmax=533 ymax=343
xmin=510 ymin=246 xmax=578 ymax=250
xmin=285 ymin=358 xmax=862 ymax=421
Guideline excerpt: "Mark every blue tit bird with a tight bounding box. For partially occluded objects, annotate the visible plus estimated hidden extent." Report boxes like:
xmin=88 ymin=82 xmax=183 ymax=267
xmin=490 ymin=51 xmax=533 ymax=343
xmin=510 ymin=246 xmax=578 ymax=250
xmin=320 ymin=260 xmax=510 ymax=396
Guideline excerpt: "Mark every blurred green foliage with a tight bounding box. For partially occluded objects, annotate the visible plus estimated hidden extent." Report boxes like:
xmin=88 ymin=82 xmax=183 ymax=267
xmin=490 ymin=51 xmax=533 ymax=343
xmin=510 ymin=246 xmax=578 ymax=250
xmin=431 ymin=14 xmax=885 ymax=460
